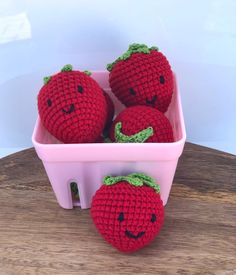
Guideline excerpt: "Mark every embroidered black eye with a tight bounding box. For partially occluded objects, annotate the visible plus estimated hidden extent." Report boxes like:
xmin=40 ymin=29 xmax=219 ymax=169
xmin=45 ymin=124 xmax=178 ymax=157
xmin=129 ymin=88 xmax=136 ymax=95
xmin=47 ymin=99 xmax=52 ymax=107
xmin=151 ymin=214 xmax=156 ymax=223
xmin=118 ymin=212 xmax=124 ymax=222
xmin=160 ymin=75 xmax=165 ymax=84
xmin=78 ymin=85 xmax=83 ymax=93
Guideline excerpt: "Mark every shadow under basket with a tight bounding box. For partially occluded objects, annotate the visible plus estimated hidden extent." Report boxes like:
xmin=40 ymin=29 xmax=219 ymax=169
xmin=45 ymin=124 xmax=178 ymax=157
xmin=32 ymin=71 xmax=186 ymax=209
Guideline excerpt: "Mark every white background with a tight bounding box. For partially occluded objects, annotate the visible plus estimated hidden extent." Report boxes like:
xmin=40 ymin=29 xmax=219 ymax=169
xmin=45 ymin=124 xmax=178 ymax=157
xmin=0 ymin=0 xmax=236 ymax=157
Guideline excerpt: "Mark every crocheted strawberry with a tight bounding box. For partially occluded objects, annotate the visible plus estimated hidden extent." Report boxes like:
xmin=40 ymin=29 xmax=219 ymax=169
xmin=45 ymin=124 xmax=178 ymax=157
xmin=109 ymin=105 xmax=174 ymax=143
xmin=91 ymin=173 xmax=164 ymax=253
xmin=37 ymin=65 xmax=107 ymax=143
xmin=107 ymin=43 xmax=174 ymax=113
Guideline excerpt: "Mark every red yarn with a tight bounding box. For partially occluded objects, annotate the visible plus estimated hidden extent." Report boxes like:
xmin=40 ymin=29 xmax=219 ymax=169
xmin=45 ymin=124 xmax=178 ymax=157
xmin=38 ymin=70 xmax=107 ymax=143
xmin=109 ymin=50 xmax=174 ymax=113
xmin=109 ymin=105 xmax=174 ymax=143
xmin=91 ymin=181 xmax=164 ymax=253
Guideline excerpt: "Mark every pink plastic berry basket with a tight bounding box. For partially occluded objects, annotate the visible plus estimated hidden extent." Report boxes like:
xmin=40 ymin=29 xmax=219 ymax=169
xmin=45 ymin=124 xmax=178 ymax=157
xmin=32 ymin=71 xmax=186 ymax=209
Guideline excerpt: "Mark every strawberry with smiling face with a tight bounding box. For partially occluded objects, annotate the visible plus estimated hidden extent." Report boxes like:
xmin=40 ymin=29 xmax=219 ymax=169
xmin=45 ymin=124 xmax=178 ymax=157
xmin=109 ymin=105 xmax=174 ymax=143
xmin=37 ymin=65 xmax=107 ymax=143
xmin=91 ymin=173 xmax=164 ymax=253
xmin=107 ymin=43 xmax=174 ymax=113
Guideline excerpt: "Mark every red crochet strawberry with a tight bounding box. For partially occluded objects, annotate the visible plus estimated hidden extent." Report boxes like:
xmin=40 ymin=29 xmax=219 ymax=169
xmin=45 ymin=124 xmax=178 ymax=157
xmin=37 ymin=65 xmax=107 ymax=143
xmin=109 ymin=105 xmax=174 ymax=143
xmin=91 ymin=173 xmax=164 ymax=253
xmin=107 ymin=43 xmax=174 ymax=113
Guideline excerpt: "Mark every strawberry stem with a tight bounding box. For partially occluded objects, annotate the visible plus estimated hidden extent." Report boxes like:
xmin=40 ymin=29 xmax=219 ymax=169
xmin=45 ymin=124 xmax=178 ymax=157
xmin=107 ymin=43 xmax=159 ymax=71
xmin=115 ymin=122 xmax=153 ymax=143
xmin=61 ymin=64 xmax=73 ymax=72
xmin=43 ymin=76 xmax=51 ymax=85
xmin=83 ymin=70 xmax=92 ymax=76
xmin=70 ymin=182 xmax=80 ymax=199
xmin=103 ymin=173 xmax=160 ymax=193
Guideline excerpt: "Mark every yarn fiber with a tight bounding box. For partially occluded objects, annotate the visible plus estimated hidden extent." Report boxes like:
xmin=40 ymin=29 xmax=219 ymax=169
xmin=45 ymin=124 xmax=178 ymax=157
xmin=110 ymin=105 xmax=174 ymax=143
xmin=38 ymin=69 xmax=107 ymax=143
xmin=108 ymin=45 xmax=174 ymax=113
xmin=91 ymin=178 xmax=164 ymax=253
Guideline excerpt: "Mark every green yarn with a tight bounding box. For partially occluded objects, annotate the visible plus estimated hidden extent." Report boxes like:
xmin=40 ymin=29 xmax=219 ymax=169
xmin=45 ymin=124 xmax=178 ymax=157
xmin=115 ymin=122 xmax=153 ymax=143
xmin=83 ymin=70 xmax=92 ymax=76
xmin=104 ymin=175 xmax=143 ymax=187
xmin=61 ymin=64 xmax=73 ymax=72
xmin=70 ymin=182 xmax=79 ymax=199
xmin=129 ymin=173 xmax=160 ymax=193
xmin=43 ymin=64 xmax=73 ymax=84
xmin=104 ymin=137 xmax=112 ymax=143
xmin=149 ymin=46 xmax=159 ymax=51
xmin=43 ymin=76 xmax=51 ymax=85
xmin=107 ymin=43 xmax=159 ymax=71
xmin=103 ymin=173 xmax=160 ymax=193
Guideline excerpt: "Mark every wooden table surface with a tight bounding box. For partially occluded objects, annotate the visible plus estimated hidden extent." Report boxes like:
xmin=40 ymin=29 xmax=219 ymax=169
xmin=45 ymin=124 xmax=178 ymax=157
xmin=0 ymin=142 xmax=235 ymax=275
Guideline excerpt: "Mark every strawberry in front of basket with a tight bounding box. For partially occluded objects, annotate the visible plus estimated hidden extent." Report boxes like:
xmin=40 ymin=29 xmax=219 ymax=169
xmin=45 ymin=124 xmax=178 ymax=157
xmin=107 ymin=43 xmax=174 ymax=113
xmin=109 ymin=105 xmax=174 ymax=143
xmin=91 ymin=173 xmax=164 ymax=253
xmin=37 ymin=65 xmax=107 ymax=143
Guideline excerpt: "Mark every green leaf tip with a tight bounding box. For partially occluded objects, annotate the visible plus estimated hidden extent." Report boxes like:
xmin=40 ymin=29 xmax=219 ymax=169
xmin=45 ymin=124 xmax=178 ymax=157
xmin=149 ymin=46 xmax=159 ymax=51
xmin=104 ymin=137 xmax=112 ymax=143
xmin=43 ymin=76 xmax=51 ymax=85
xmin=115 ymin=122 xmax=153 ymax=143
xmin=106 ymin=63 xmax=113 ymax=72
xmin=83 ymin=70 xmax=92 ymax=76
xmin=103 ymin=173 xmax=160 ymax=193
xmin=107 ymin=43 xmax=159 ymax=71
xmin=70 ymin=182 xmax=80 ymax=199
xmin=61 ymin=64 xmax=73 ymax=72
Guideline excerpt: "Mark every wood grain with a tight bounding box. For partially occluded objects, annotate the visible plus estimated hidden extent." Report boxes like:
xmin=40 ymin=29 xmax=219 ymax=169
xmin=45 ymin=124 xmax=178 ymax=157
xmin=0 ymin=143 xmax=235 ymax=275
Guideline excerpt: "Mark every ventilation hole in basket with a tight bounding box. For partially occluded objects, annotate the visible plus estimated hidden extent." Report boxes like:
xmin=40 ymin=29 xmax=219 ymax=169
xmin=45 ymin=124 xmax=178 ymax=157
xmin=70 ymin=181 xmax=80 ymax=207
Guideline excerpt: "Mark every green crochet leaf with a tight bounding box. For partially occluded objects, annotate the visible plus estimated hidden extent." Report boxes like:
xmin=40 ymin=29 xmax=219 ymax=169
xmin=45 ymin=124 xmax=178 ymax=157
xmin=61 ymin=64 xmax=73 ymax=72
xmin=114 ymin=122 xmax=153 ymax=143
xmin=107 ymin=43 xmax=159 ymax=71
xmin=149 ymin=46 xmax=159 ymax=51
xmin=129 ymin=173 xmax=160 ymax=193
xmin=83 ymin=70 xmax=92 ymax=76
xmin=104 ymin=137 xmax=112 ymax=143
xmin=43 ymin=76 xmax=51 ymax=85
xmin=104 ymin=175 xmax=143 ymax=187
xmin=103 ymin=173 xmax=160 ymax=193
xmin=70 ymin=182 xmax=80 ymax=199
